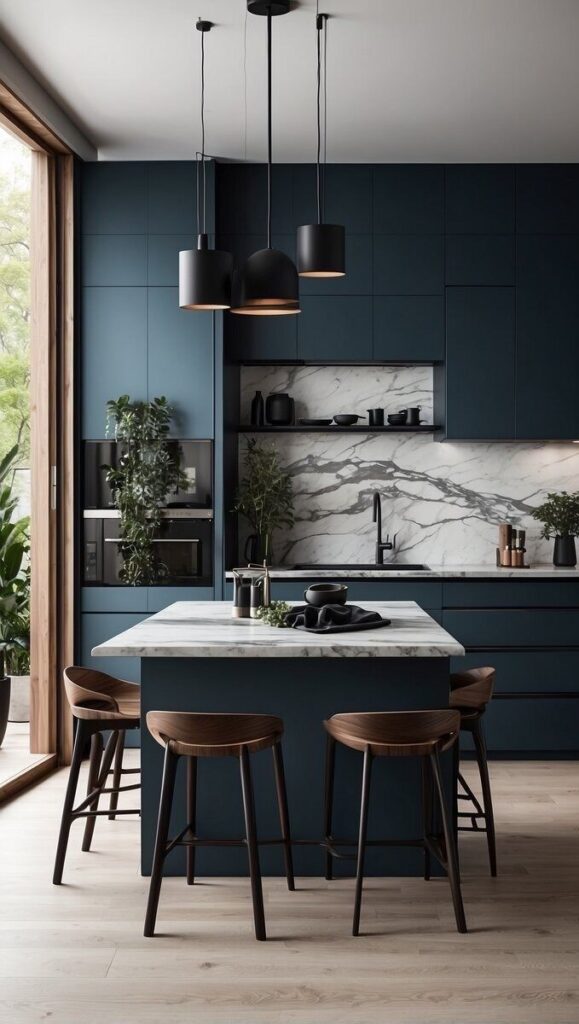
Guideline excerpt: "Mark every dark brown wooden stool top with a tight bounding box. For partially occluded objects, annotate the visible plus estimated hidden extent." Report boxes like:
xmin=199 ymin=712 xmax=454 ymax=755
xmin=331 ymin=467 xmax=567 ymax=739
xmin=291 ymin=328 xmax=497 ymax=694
xmin=146 ymin=711 xmax=283 ymax=758
xmin=324 ymin=709 xmax=460 ymax=757
xmin=64 ymin=666 xmax=140 ymax=722
xmin=450 ymin=667 xmax=495 ymax=715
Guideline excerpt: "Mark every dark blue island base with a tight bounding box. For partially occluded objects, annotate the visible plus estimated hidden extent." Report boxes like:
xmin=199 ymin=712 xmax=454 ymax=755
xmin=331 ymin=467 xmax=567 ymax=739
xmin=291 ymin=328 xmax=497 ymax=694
xmin=140 ymin=656 xmax=453 ymax=878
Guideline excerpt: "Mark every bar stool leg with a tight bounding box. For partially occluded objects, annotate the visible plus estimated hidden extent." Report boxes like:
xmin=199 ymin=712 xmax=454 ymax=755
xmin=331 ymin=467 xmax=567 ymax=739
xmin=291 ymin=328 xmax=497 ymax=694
xmin=272 ymin=741 xmax=295 ymax=891
xmin=239 ymin=746 xmax=266 ymax=941
xmin=352 ymin=747 xmax=373 ymax=937
xmin=81 ymin=732 xmax=104 ymax=851
xmin=421 ymin=756 xmax=432 ymax=881
xmin=430 ymin=749 xmax=467 ymax=934
xmin=323 ymin=734 xmax=336 ymax=880
xmin=108 ymin=731 xmax=125 ymax=820
xmin=186 ymin=755 xmax=197 ymax=886
xmin=471 ymin=718 xmax=497 ymax=877
xmin=53 ymin=719 xmax=88 ymax=885
xmin=82 ymin=731 xmax=118 ymax=853
xmin=144 ymin=747 xmax=178 ymax=937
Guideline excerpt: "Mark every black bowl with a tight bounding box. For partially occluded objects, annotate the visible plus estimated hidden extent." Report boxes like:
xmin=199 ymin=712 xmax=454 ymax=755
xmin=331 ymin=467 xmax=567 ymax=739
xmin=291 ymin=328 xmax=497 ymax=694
xmin=304 ymin=583 xmax=348 ymax=607
xmin=334 ymin=414 xmax=363 ymax=427
xmin=387 ymin=413 xmax=407 ymax=426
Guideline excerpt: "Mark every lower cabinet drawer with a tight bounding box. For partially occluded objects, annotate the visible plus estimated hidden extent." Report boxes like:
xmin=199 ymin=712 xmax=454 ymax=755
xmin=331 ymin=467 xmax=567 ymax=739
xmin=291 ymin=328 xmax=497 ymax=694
xmin=472 ymin=698 xmax=579 ymax=752
xmin=443 ymin=580 xmax=579 ymax=609
xmin=451 ymin=649 xmax=579 ymax=695
xmin=443 ymin=609 xmax=579 ymax=648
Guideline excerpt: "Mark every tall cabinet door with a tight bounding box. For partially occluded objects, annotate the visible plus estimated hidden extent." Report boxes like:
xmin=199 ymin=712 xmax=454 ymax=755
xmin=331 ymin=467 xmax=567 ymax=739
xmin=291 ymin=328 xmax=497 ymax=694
xmin=445 ymin=287 xmax=515 ymax=439
xmin=516 ymin=236 xmax=579 ymax=440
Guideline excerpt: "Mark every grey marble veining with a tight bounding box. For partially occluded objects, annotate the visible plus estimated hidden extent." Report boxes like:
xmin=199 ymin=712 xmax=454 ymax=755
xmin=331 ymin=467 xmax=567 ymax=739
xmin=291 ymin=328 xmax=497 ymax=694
xmin=92 ymin=601 xmax=465 ymax=659
xmin=240 ymin=365 xmax=579 ymax=566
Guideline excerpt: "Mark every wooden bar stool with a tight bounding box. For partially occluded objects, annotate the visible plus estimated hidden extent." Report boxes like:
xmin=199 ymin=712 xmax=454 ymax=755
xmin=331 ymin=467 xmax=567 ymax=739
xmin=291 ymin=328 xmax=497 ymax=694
xmin=324 ymin=709 xmax=467 ymax=935
xmin=53 ymin=667 xmax=141 ymax=885
xmin=450 ymin=666 xmax=497 ymax=876
xmin=144 ymin=711 xmax=295 ymax=942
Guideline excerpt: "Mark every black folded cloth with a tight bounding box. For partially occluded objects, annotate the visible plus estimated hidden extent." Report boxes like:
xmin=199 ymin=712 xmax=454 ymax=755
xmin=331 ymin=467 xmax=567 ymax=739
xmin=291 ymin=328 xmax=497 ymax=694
xmin=284 ymin=603 xmax=390 ymax=634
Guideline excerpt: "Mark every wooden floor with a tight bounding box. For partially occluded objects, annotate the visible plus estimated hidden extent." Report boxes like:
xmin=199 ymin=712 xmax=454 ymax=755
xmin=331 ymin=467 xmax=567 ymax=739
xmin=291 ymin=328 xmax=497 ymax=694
xmin=1 ymin=755 xmax=578 ymax=1024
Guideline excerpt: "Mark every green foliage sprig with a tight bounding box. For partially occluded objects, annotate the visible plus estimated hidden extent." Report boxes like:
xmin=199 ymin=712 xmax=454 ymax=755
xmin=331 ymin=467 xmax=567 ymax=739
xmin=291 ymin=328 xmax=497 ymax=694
xmin=0 ymin=444 xmax=30 ymax=677
xmin=105 ymin=396 xmax=186 ymax=585
xmin=256 ymin=600 xmax=292 ymax=628
xmin=234 ymin=440 xmax=294 ymax=563
xmin=531 ymin=491 xmax=579 ymax=539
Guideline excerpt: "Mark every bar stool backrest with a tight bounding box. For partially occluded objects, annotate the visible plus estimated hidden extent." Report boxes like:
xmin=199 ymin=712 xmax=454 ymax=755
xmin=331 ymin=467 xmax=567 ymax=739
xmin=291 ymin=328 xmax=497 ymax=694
xmin=146 ymin=710 xmax=284 ymax=757
xmin=325 ymin=709 xmax=460 ymax=756
xmin=63 ymin=666 xmax=135 ymax=720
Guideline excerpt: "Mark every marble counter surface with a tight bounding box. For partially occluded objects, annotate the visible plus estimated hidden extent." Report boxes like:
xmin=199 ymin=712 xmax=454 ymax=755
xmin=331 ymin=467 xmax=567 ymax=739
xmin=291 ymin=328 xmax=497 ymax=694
xmin=92 ymin=600 xmax=465 ymax=660
xmin=226 ymin=564 xmax=579 ymax=580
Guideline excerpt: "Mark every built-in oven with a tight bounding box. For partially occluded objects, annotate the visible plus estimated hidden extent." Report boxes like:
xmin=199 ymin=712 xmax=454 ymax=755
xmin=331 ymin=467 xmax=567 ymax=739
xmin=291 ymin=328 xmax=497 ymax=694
xmin=83 ymin=440 xmax=213 ymax=511
xmin=83 ymin=511 xmax=213 ymax=587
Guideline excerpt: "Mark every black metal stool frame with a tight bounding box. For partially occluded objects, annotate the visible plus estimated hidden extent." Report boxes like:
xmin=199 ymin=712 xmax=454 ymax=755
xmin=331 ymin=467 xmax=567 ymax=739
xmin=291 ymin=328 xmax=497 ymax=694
xmin=144 ymin=740 xmax=295 ymax=942
xmin=456 ymin=712 xmax=497 ymax=876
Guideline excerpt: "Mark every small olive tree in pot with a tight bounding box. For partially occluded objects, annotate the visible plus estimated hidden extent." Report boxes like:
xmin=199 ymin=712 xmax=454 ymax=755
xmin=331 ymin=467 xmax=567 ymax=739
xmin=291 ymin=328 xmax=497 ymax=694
xmin=531 ymin=491 xmax=579 ymax=567
xmin=235 ymin=439 xmax=294 ymax=566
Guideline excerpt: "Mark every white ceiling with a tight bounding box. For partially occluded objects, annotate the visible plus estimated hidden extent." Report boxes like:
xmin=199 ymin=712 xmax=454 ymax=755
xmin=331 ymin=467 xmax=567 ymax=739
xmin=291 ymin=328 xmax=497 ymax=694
xmin=1 ymin=0 xmax=579 ymax=162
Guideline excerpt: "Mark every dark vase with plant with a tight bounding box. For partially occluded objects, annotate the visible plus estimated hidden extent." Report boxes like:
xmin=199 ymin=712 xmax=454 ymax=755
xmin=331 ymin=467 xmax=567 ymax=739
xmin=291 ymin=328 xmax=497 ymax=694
xmin=104 ymin=395 xmax=186 ymax=585
xmin=531 ymin=490 xmax=579 ymax=567
xmin=0 ymin=444 xmax=30 ymax=746
xmin=234 ymin=439 xmax=294 ymax=566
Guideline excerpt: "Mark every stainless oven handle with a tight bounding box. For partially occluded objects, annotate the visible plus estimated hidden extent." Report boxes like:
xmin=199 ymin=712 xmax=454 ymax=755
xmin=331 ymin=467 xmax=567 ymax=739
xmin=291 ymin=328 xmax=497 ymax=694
xmin=104 ymin=539 xmax=200 ymax=544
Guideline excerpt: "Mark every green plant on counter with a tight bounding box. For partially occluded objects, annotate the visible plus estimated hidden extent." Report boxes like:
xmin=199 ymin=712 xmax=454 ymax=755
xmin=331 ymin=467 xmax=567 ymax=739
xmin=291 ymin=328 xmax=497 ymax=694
xmin=0 ymin=444 xmax=30 ymax=677
xmin=531 ymin=491 xmax=579 ymax=539
xmin=255 ymin=601 xmax=292 ymax=628
xmin=234 ymin=439 xmax=294 ymax=564
xmin=104 ymin=395 xmax=186 ymax=586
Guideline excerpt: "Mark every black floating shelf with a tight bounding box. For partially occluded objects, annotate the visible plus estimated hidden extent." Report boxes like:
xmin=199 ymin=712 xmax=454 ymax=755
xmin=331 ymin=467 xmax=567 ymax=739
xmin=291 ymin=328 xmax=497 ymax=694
xmin=236 ymin=424 xmax=438 ymax=434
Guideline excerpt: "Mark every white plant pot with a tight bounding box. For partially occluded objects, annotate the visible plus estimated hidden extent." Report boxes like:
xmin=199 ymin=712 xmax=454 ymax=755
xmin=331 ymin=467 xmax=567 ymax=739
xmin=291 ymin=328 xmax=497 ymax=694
xmin=8 ymin=675 xmax=30 ymax=723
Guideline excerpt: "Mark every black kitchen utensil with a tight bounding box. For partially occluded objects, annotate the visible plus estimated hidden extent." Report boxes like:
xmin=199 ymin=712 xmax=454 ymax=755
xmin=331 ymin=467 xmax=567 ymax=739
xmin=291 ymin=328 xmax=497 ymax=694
xmin=265 ymin=393 xmax=295 ymax=426
xmin=304 ymin=583 xmax=348 ymax=607
xmin=405 ymin=406 xmax=422 ymax=426
xmin=333 ymin=414 xmax=365 ymax=426
xmin=298 ymin=418 xmax=333 ymax=426
xmin=250 ymin=390 xmax=265 ymax=426
xmin=367 ymin=408 xmax=384 ymax=427
xmin=387 ymin=412 xmax=407 ymax=426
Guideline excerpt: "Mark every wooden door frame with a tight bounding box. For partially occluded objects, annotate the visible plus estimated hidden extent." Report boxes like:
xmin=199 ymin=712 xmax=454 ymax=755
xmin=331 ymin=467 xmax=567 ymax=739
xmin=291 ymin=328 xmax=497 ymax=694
xmin=0 ymin=84 xmax=76 ymax=799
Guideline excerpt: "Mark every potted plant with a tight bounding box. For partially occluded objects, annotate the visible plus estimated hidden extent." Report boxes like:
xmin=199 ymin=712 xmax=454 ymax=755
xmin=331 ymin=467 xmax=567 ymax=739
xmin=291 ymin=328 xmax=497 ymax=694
xmin=104 ymin=395 xmax=186 ymax=585
xmin=531 ymin=491 xmax=579 ymax=567
xmin=234 ymin=439 xmax=294 ymax=565
xmin=0 ymin=444 xmax=30 ymax=746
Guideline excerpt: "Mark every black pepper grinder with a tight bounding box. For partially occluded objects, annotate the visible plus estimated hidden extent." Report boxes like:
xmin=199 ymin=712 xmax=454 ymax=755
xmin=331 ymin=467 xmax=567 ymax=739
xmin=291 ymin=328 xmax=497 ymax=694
xmin=250 ymin=390 xmax=264 ymax=426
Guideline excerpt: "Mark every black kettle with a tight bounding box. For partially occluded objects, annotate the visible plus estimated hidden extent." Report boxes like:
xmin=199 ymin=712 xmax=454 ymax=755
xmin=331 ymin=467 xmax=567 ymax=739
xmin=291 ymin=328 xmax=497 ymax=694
xmin=265 ymin=393 xmax=295 ymax=426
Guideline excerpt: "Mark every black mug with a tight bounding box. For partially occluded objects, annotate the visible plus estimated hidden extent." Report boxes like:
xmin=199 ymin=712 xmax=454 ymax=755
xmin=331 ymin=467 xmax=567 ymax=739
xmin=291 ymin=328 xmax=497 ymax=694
xmin=406 ymin=406 xmax=422 ymax=426
xmin=367 ymin=408 xmax=384 ymax=427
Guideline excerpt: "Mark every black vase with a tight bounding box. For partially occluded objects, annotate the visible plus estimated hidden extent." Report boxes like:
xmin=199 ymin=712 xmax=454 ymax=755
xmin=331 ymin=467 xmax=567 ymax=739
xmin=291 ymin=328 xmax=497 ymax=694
xmin=250 ymin=390 xmax=264 ymax=426
xmin=553 ymin=535 xmax=577 ymax=567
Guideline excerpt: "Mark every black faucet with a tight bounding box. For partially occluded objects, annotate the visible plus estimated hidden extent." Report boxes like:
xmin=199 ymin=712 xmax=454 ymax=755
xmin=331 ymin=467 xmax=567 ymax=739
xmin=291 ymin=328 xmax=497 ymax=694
xmin=372 ymin=491 xmax=396 ymax=564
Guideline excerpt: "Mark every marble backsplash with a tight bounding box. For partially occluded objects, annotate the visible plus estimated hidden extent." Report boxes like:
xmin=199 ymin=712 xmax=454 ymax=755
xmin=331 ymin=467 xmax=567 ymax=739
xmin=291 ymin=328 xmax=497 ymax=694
xmin=239 ymin=366 xmax=579 ymax=566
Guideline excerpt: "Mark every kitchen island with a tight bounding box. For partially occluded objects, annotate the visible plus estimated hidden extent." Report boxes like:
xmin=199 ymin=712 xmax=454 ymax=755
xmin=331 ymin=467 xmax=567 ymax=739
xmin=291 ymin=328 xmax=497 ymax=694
xmin=93 ymin=601 xmax=464 ymax=877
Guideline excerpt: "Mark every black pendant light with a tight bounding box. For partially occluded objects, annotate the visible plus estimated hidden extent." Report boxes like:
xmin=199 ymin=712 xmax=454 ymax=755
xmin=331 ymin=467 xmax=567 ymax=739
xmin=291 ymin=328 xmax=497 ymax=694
xmin=231 ymin=1 xmax=300 ymax=316
xmin=297 ymin=12 xmax=345 ymax=278
xmin=179 ymin=19 xmax=232 ymax=311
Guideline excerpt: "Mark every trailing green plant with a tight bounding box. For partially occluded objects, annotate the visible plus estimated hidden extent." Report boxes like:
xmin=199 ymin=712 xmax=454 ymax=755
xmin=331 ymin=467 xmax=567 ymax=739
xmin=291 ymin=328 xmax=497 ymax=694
xmin=0 ymin=444 xmax=30 ymax=677
xmin=234 ymin=439 xmax=294 ymax=563
xmin=104 ymin=396 xmax=186 ymax=585
xmin=255 ymin=600 xmax=292 ymax=628
xmin=531 ymin=491 xmax=579 ymax=539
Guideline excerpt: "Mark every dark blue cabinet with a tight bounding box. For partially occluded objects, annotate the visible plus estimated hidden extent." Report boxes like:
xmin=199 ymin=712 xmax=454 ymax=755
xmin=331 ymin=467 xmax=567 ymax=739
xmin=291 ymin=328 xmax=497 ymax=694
xmin=298 ymin=297 xmax=372 ymax=361
xmin=445 ymin=166 xmax=515 ymax=234
xmin=445 ymin=287 xmax=515 ymax=439
xmin=373 ymin=296 xmax=444 ymax=362
xmin=516 ymin=166 xmax=579 ymax=234
xmin=516 ymin=235 xmax=579 ymax=440
xmin=445 ymin=235 xmax=515 ymax=286
xmin=373 ymin=166 xmax=444 ymax=233
xmin=81 ymin=163 xmax=147 ymax=234
xmin=373 ymin=235 xmax=443 ymax=295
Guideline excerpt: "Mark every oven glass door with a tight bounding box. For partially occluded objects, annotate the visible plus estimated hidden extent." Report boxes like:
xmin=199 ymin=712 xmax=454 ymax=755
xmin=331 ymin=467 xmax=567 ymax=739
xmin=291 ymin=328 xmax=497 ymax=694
xmin=102 ymin=518 xmax=212 ymax=586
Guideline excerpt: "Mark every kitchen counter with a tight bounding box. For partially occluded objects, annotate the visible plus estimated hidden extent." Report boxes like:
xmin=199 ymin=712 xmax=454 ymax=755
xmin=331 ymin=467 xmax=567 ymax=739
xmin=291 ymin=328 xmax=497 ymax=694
xmin=93 ymin=600 xmax=463 ymax=879
xmin=92 ymin=600 xmax=464 ymax=659
xmin=226 ymin=563 xmax=578 ymax=579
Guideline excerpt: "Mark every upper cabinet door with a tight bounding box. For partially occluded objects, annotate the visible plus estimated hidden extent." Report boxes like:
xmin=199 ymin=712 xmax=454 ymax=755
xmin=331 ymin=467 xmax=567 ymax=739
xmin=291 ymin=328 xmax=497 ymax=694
xmin=445 ymin=287 xmax=515 ymax=440
xmin=298 ymin=297 xmax=372 ymax=361
xmin=445 ymin=166 xmax=515 ymax=234
xmin=373 ymin=296 xmax=444 ymax=362
xmin=516 ymin=167 xmax=579 ymax=234
xmin=516 ymin=236 xmax=579 ymax=440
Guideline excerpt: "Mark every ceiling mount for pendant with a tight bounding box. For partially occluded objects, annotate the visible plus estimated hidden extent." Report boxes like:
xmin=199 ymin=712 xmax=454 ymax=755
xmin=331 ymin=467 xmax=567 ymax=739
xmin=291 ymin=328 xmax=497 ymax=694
xmin=247 ymin=1 xmax=291 ymax=15
xmin=179 ymin=17 xmax=233 ymax=311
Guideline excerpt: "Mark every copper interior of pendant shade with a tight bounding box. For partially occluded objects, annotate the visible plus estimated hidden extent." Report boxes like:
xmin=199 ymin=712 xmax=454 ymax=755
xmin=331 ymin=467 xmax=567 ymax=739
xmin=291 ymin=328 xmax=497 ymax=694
xmin=231 ymin=306 xmax=300 ymax=316
xmin=299 ymin=270 xmax=345 ymax=278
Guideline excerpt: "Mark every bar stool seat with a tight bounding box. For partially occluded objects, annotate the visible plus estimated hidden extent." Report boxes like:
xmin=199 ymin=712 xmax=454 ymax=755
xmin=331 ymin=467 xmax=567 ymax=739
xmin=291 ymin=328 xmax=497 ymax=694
xmin=450 ymin=667 xmax=497 ymax=876
xmin=53 ymin=668 xmax=141 ymax=885
xmin=324 ymin=709 xmax=467 ymax=935
xmin=145 ymin=711 xmax=294 ymax=942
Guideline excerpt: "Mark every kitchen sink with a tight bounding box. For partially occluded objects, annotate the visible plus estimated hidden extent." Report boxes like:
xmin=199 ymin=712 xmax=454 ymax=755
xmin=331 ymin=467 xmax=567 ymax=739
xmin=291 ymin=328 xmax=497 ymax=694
xmin=292 ymin=563 xmax=430 ymax=571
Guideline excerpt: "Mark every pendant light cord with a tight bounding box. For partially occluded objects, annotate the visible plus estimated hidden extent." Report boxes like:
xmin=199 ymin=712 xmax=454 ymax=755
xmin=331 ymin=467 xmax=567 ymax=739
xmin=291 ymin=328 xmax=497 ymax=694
xmin=267 ymin=9 xmax=272 ymax=249
xmin=323 ymin=12 xmax=327 ymax=222
xmin=196 ymin=21 xmax=207 ymax=237
xmin=316 ymin=12 xmax=322 ymax=225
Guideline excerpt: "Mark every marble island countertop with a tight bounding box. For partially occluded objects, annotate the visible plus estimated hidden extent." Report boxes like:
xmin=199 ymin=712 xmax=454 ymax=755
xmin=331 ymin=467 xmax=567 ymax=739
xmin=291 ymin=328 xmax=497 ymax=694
xmin=92 ymin=601 xmax=465 ymax=660
xmin=226 ymin=563 xmax=579 ymax=580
